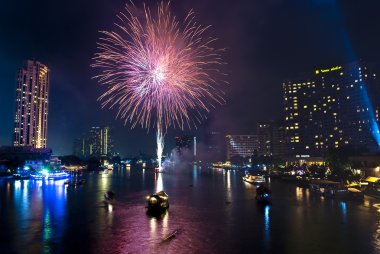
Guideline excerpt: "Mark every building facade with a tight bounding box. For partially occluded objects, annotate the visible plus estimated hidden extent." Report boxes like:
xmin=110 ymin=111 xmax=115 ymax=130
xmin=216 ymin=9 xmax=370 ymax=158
xmin=13 ymin=60 xmax=50 ymax=148
xmin=226 ymin=135 xmax=260 ymax=160
xmin=74 ymin=126 xmax=113 ymax=158
xmin=283 ymin=61 xmax=380 ymax=156
xmin=257 ymin=122 xmax=287 ymax=158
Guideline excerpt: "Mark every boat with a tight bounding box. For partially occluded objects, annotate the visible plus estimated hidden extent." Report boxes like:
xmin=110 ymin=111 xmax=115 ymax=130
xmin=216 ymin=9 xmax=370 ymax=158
xmin=162 ymin=228 xmax=180 ymax=242
xmin=46 ymin=171 xmax=70 ymax=180
xmin=256 ymin=185 xmax=271 ymax=203
xmin=104 ymin=191 xmax=115 ymax=202
xmin=242 ymin=174 xmax=265 ymax=184
xmin=309 ymin=180 xmax=349 ymax=198
xmin=12 ymin=173 xmax=31 ymax=180
xmin=347 ymin=187 xmax=364 ymax=200
xmin=30 ymin=172 xmax=45 ymax=180
xmin=12 ymin=169 xmax=31 ymax=180
xmin=146 ymin=191 xmax=169 ymax=213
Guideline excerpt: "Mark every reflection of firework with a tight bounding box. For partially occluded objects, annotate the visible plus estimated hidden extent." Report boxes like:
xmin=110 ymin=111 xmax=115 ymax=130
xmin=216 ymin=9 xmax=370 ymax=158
xmin=92 ymin=2 xmax=226 ymax=169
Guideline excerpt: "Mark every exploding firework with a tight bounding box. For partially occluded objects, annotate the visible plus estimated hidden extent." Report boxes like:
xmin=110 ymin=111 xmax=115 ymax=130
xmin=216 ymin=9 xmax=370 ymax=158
xmin=92 ymin=1 xmax=226 ymax=170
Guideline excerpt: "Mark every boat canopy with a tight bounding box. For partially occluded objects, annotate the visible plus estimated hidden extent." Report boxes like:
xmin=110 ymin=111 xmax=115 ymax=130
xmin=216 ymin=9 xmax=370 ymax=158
xmin=364 ymin=176 xmax=380 ymax=183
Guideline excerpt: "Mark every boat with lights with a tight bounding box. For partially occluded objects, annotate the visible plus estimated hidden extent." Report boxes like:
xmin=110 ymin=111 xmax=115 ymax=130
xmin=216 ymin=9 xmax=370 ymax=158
xmin=243 ymin=174 xmax=265 ymax=184
xmin=309 ymin=180 xmax=349 ymax=198
xmin=46 ymin=171 xmax=70 ymax=180
xmin=256 ymin=185 xmax=271 ymax=203
xmin=146 ymin=191 xmax=169 ymax=213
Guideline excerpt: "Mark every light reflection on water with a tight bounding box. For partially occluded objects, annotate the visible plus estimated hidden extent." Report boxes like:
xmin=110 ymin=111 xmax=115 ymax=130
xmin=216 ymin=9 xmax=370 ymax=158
xmin=155 ymin=172 xmax=164 ymax=193
xmin=340 ymin=201 xmax=347 ymax=222
xmin=1 ymin=168 xmax=379 ymax=253
xmin=264 ymin=205 xmax=270 ymax=243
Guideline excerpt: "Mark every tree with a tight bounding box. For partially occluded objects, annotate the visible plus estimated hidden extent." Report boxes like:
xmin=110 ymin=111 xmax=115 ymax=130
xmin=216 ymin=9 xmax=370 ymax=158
xmin=325 ymin=146 xmax=358 ymax=180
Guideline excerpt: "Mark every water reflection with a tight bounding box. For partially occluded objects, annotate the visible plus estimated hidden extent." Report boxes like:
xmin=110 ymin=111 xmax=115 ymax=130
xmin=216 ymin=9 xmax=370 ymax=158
xmin=148 ymin=211 xmax=169 ymax=243
xmin=295 ymin=187 xmax=310 ymax=206
xmin=373 ymin=203 xmax=380 ymax=252
xmin=264 ymin=205 xmax=270 ymax=243
xmin=340 ymin=201 xmax=347 ymax=222
xmin=193 ymin=164 xmax=198 ymax=184
xmin=1 ymin=168 xmax=379 ymax=253
xmin=150 ymin=216 xmax=157 ymax=237
xmin=155 ymin=173 xmax=164 ymax=192
xmin=42 ymin=180 xmax=67 ymax=251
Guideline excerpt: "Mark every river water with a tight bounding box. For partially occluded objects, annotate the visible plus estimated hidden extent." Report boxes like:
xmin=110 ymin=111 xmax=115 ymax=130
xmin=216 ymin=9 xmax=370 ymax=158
xmin=1 ymin=164 xmax=380 ymax=254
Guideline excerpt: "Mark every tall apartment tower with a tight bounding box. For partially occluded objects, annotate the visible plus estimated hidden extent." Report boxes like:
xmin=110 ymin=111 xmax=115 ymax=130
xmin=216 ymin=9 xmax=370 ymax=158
xmin=13 ymin=60 xmax=50 ymax=148
xmin=84 ymin=126 xmax=113 ymax=158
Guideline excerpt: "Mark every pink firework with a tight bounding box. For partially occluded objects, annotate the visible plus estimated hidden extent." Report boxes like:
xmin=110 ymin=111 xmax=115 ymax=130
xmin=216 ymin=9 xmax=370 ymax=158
xmin=92 ymin=1 xmax=226 ymax=130
xmin=92 ymin=1 xmax=226 ymax=169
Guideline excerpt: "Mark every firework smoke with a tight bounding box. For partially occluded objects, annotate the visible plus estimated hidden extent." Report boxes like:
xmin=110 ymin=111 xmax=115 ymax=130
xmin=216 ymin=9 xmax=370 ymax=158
xmin=92 ymin=1 xmax=226 ymax=170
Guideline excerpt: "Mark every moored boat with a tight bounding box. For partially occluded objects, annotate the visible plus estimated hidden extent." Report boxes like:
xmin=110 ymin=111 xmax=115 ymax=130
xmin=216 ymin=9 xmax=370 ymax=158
xmin=347 ymin=187 xmax=364 ymax=200
xmin=309 ymin=180 xmax=349 ymax=198
xmin=146 ymin=191 xmax=169 ymax=213
xmin=46 ymin=171 xmax=70 ymax=180
xmin=243 ymin=174 xmax=265 ymax=184
xmin=256 ymin=185 xmax=271 ymax=203
xmin=104 ymin=191 xmax=115 ymax=202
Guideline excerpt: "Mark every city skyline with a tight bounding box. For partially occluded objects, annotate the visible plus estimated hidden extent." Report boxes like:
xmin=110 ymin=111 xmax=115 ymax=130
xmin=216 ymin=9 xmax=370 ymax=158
xmin=1 ymin=0 xmax=380 ymax=156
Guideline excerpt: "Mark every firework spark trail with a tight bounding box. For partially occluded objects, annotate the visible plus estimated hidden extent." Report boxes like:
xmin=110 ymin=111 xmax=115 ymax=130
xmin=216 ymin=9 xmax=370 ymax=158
xmin=92 ymin=1 xmax=226 ymax=170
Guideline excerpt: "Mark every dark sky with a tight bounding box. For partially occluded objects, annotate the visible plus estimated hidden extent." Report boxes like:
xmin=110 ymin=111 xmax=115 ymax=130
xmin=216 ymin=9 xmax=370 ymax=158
xmin=1 ymin=0 xmax=380 ymax=156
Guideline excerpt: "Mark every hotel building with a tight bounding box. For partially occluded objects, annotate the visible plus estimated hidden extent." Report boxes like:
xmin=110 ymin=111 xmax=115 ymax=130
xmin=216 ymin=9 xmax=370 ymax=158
xmin=226 ymin=135 xmax=260 ymax=160
xmin=283 ymin=61 xmax=380 ymax=157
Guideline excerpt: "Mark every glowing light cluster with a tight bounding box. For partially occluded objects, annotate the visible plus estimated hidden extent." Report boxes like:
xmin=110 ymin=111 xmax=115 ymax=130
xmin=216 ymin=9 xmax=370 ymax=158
xmin=92 ymin=1 xmax=226 ymax=169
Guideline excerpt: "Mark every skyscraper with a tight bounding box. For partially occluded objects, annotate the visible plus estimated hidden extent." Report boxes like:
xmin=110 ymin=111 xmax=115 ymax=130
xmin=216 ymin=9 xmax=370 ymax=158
xmin=79 ymin=126 xmax=113 ymax=158
xmin=283 ymin=61 xmax=380 ymax=156
xmin=257 ymin=121 xmax=287 ymax=158
xmin=13 ymin=60 xmax=50 ymax=148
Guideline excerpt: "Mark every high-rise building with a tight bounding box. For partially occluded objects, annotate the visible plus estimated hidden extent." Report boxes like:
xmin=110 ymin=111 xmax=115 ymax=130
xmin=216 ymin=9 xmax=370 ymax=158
xmin=283 ymin=61 xmax=380 ymax=156
xmin=13 ymin=60 xmax=50 ymax=148
xmin=80 ymin=126 xmax=113 ymax=158
xmin=226 ymin=135 xmax=260 ymax=160
xmin=257 ymin=121 xmax=287 ymax=158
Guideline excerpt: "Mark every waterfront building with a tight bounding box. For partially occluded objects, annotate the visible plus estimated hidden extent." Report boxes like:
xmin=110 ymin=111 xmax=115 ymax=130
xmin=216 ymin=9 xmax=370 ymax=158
xmin=13 ymin=60 xmax=50 ymax=148
xmin=225 ymin=134 xmax=260 ymax=160
xmin=257 ymin=121 xmax=287 ymax=158
xmin=0 ymin=146 xmax=52 ymax=170
xmin=74 ymin=126 xmax=113 ymax=158
xmin=283 ymin=61 xmax=380 ymax=156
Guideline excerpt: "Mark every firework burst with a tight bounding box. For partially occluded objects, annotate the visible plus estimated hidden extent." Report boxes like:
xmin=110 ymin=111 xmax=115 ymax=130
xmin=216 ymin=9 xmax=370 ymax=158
xmin=92 ymin=1 xmax=226 ymax=169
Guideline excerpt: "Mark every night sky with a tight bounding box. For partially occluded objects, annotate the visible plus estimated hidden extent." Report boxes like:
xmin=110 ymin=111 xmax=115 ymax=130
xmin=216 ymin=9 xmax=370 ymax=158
xmin=1 ymin=0 xmax=380 ymax=156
